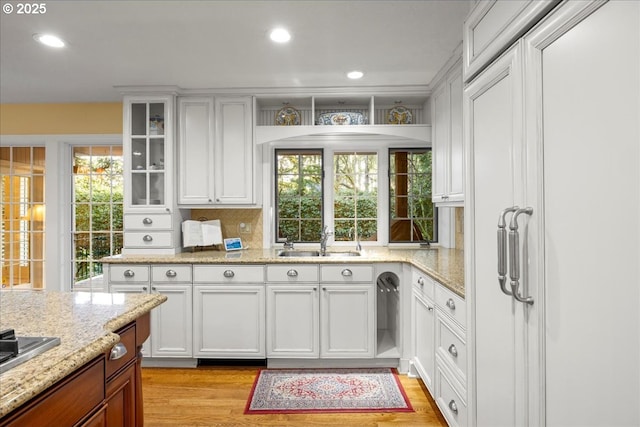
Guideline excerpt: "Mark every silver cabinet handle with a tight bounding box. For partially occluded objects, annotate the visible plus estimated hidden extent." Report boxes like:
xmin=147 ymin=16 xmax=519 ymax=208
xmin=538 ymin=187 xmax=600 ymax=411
xmin=448 ymin=344 xmax=458 ymax=358
xmin=142 ymin=217 xmax=153 ymax=225
xmin=498 ymin=207 xmax=518 ymax=296
xmin=151 ymin=286 xmax=157 ymax=292
xmin=123 ymin=269 xmax=135 ymax=278
xmin=427 ymin=305 xmax=434 ymax=312
xmin=448 ymin=399 xmax=458 ymax=415
xmin=143 ymin=234 xmax=153 ymax=242
xmin=287 ymin=269 xmax=298 ymax=277
xmin=341 ymin=269 xmax=353 ymax=277
xmin=166 ymin=269 xmax=177 ymax=278
xmin=417 ymin=277 xmax=425 ymax=286
xmin=109 ymin=342 xmax=128 ymax=361
xmin=142 ymin=286 xmax=148 ymax=292
xmin=223 ymin=270 xmax=235 ymax=278
xmin=446 ymin=298 xmax=456 ymax=310
xmin=509 ymin=207 xmax=534 ymax=305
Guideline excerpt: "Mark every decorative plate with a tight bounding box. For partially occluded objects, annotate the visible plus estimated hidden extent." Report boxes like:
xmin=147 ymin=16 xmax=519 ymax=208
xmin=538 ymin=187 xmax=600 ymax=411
xmin=387 ymin=106 xmax=413 ymax=125
xmin=316 ymin=111 xmax=366 ymax=125
xmin=275 ymin=106 xmax=301 ymax=126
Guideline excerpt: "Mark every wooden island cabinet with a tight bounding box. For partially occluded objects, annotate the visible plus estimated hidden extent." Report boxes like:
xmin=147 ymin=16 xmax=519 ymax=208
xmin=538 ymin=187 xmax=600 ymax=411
xmin=0 ymin=292 xmax=164 ymax=427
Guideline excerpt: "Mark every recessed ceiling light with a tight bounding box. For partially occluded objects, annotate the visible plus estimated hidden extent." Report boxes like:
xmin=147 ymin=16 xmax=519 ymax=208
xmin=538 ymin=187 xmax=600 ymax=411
xmin=33 ymin=33 xmax=65 ymax=48
xmin=347 ymin=71 xmax=364 ymax=80
xmin=269 ymin=28 xmax=291 ymax=43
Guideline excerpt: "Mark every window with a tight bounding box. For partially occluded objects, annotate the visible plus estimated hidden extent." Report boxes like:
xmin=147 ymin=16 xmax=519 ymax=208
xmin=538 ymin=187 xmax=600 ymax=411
xmin=275 ymin=149 xmax=323 ymax=242
xmin=333 ymin=152 xmax=378 ymax=242
xmin=71 ymin=146 xmax=123 ymax=291
xmin=389 ymin=148 xmax=436 ymax=243
xmin=1 ymin=146 xmax=46 ymax=289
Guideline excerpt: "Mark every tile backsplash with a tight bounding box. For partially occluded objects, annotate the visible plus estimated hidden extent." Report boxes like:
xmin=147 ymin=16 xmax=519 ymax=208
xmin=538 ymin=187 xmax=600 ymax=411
xmin=191 ymin=208 xmax=263 ymax=249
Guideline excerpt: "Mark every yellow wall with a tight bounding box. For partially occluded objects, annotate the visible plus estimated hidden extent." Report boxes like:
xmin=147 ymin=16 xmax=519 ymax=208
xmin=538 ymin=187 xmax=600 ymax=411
xmin=0 ymin=103 xmax=122 ymax=135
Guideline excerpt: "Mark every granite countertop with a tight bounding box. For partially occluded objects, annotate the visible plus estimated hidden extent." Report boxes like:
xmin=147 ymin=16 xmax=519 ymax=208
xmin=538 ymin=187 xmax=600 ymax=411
xmin=103 ymin=246 xmax=465 ymax=297
xmin=0 ymin=290 xmax=166 ymax=418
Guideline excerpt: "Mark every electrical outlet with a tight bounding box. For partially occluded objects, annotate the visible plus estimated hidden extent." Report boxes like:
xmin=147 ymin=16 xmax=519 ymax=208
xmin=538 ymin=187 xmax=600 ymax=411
xmin=239 ymin=222 xmax=251 ymax=234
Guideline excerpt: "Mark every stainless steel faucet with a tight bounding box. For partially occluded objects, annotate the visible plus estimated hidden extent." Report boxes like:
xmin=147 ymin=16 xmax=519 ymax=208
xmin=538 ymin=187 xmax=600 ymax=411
xmin=320 ymin=226 xmax=332 ymax=255
xmin=350 ymin=227 xmax=362 ymax=252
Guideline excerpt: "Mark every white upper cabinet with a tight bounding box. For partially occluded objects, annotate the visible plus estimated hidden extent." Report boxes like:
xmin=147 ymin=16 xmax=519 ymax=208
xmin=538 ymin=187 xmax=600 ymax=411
xmin=177 ymin=95 xmax=256 ymax=206
xmin=431 ymin=59 xmax=464 ymax=205
xmin=462 ymin=0 xmax=559 ymax=82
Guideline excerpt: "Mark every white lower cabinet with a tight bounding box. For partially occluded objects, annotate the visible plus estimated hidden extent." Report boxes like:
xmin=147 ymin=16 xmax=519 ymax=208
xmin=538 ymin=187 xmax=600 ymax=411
xmin=108 ymin=264 xmax=193 ymax=358
xmin=410 ymin=266 xmax=466 ymax=427
xmin=266 ymin=264 xmax=375 ymax=359
xmin=193 ymin=265 xmax=265 ymax=358
xmin=411 ymin=270 xmax=435 ymax=392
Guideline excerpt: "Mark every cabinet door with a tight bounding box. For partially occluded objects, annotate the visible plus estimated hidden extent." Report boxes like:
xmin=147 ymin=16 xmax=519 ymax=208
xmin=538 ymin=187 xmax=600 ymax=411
xmin=214 ymin=96 xmax=254 ymax=204
xmin=108 ymin=284 xmax=152 ymax=357
xmin=319 ymin=285 xmax=375 ymax=358
xmin=193 ymin=285 xmax=265 ymax=358
xmin=447 ymin=66 xmax=464 ymax=201
xmin=150 ymin=284 xmax=193 ymax=357
xmin=412 ymin=290 xmax=435 ymax=393
xmin=527 ymin=1 xmax=640 ymax=425
xmin=105 ymin=361 xmax=136 ymax=427
xmin=266 ymin=285 xmax=318 ymax=357
xmin=431 ymin=83 xmax=448 ymax=202
xmin=178 ymin=97 xmax=215 ymax=205
xmin=465 ymin=43 xmax=526 ymax=427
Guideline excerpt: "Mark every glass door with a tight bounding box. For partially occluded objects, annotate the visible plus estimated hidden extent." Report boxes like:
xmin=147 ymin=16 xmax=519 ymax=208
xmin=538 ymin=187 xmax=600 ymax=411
xmin=130 ymin=102 xmax=165 ymax=206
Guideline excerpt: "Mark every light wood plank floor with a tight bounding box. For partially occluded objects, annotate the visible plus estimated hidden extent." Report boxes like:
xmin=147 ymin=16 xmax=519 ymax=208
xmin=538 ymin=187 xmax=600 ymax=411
xmin=142 ymin=366 xmax=448 ymax=427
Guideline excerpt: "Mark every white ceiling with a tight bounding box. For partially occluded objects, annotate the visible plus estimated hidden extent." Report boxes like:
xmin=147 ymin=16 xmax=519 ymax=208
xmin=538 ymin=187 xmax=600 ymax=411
xmin=0 ymin=0 xmax=472 ymax=103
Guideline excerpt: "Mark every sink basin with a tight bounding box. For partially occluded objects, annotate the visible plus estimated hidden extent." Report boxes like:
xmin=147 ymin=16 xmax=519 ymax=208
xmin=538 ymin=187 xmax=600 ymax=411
xmin=323 ymin=251 xmax=361 ymax=257
xmin=277 ymin=250 xmax=361 ymax=257
xmin=277 ymin=250 xmax=321 ymax=257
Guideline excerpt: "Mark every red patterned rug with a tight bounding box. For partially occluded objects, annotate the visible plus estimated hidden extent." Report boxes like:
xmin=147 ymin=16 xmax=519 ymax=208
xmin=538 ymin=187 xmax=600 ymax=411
xmin=244 ymin=368 xmax=414 ymax=414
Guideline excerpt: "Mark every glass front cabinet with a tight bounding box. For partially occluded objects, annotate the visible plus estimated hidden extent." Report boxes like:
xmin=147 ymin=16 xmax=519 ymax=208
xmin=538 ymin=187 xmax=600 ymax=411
xmin=122 ymin=94 xmax=182 ymax=255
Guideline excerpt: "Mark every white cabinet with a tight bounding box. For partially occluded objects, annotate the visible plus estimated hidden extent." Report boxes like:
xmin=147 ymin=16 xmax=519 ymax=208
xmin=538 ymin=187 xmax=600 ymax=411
xmin=192 ymin=265 xmax=265 ymax=358
xmin=411 ymin=269 xmax=435 ymax=392
xmin=177 ymin=95 xmax=256 ymax=206
xmin=266 ymin=264 xmax=375 ymax=359
xmin=107 ymin=264 xmax=192 ymax=358
xmin=122 ymin=94 xmax=182 ymax=255
xmin=465 ymin=2 xmax=640 ymax=426
xmin=462 ymin=0 xmax=559 ymax=82
xmin=432 ymin=60 xmax=464 ymax=205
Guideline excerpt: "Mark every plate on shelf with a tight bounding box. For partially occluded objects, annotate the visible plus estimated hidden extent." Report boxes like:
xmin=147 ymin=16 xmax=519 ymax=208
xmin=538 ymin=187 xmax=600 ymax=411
xmin=316 ymin=111 xmax=366 ymax=125
xmin=275 ymin=107 xmax=301 ymax=126
xmin=387 ymin=106 xmax=413 ymax=124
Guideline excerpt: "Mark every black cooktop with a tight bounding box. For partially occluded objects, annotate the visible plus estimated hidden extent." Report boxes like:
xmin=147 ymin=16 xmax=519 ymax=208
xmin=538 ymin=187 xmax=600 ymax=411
xmin=0 ymin=328 xmax=61 ymax=373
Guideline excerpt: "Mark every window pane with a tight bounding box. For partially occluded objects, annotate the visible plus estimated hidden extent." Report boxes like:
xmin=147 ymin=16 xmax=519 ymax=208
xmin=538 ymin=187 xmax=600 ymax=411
xmin=389 ymin=149 xmax=436 ymax=243
xmin=333 ymin=152 xmax=378 ymax=242
xmin=275 ymin=150 xmax=323 ymax=243
xmin=71 ymin=145 xmax=123 ymax=292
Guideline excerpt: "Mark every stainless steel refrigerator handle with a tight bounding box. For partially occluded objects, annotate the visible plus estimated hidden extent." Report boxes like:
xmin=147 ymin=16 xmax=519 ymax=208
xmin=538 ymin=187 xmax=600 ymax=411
xmin=498 ymin=207 xmax=519 ymax=296
xmin=509 ymin=207 xmax=534 ymax=305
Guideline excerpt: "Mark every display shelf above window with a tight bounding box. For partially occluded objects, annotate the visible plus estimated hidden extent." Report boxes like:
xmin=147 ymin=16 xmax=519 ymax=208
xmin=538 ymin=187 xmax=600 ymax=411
xmin=255 ymin=92 xmax=431 ymax=144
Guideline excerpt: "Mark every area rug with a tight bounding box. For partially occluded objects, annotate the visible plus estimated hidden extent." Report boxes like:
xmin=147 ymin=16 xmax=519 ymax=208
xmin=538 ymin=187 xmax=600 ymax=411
xmin=244 ymin=368 xmax=414 ymax=414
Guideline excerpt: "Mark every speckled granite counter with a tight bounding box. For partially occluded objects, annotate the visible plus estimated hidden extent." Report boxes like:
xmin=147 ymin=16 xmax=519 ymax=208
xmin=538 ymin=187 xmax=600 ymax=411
xmin=0 ymin=290 xmax=166 ymax=417
xmin=103 ymin=247 xmax=464 ymax=297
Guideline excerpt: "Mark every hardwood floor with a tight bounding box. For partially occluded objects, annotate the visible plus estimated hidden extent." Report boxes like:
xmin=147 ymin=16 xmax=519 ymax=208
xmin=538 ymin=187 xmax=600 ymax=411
xmin=142 ymin=365 xmax=448 ymax=427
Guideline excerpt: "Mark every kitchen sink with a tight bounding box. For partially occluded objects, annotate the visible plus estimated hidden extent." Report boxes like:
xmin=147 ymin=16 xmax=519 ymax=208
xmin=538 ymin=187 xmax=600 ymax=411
xmin=277 ymin=250 xmax=361 ymax=257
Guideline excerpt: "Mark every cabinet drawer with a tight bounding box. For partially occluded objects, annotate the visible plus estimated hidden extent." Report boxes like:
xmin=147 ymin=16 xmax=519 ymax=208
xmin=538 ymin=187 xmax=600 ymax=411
xmin=436 ymin=312 xmax=467 ymax=384
xmin=412 ymin=269 xmax=434 ymax=300
xmin=106 ymin=323 xmax=136 ymax=379
xmin=435 ymin=362 xmax=467 ymax=427
xmin=320 ymin=265 xmax=373 ymax=283
xmin=435 ymin=284 xmax=466 ymax=327
xmin=124 ymin=213 xmax=173 ymax=230
xmin=123 ymin=231 xmax=173 ymax=248
xmin=266 ymin=264 xmax=318 ymax=283
xmin=108 ymin=265 xmax=149 ymax=283
xmin=194 ymin=265 xmax=264 ymax=283
xmin=151 ymin=265 xmax=192 ymax=283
